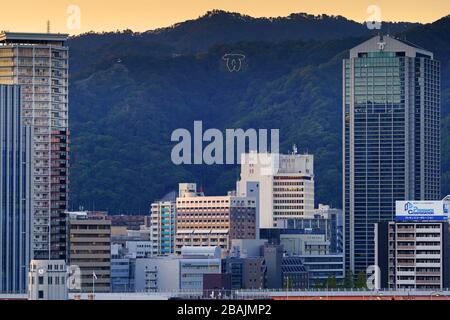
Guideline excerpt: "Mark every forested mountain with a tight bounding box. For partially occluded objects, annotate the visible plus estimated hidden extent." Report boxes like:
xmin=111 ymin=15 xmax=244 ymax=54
xmin=68 ymin=11 xmax=450 ymax=213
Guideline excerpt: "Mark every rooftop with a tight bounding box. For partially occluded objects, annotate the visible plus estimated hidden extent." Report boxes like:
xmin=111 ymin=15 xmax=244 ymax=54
xmin=0 ymin=32 xmax=68 ymax=45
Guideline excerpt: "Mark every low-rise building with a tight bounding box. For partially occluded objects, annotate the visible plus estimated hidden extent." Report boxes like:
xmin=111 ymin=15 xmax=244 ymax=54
xmin=299 ymin=253 xmax=344 ymax=287
xmin=134 ymin=246 xmax=222 ymax=292
xmin=28 ymin=260 xmax=68 ymax=300
xmin=282 ymin=257 xmax=309 ymax=289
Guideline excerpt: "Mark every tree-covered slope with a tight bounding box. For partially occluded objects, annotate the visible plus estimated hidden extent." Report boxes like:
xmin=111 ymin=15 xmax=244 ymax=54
xmin=68 ymin=12 xmax=450 ymax=213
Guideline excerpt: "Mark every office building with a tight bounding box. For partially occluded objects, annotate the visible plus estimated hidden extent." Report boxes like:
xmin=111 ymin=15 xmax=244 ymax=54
xmin=0 ymin=85 xmax=33 ymax=293
xmin=68 ymin=211 xmax=111 ymax=293
xmin=261 ymin=229 xmax=330 ymax=256
xmin=299 ymin=254 xmax=345 ymax=287
xmin=150 ymin=191 xmax=176 ymax=255
xmin=134 ymin=246 xmax=222 ymax=292
xmin=28 ymin=260 xmax=67 ymax=300
xmin=375 ymin=200 xmax=450 ymax=290
xmin=343 ymin=35 xmax=441 ymax=274
xmin=179 ymin=247 xmax=222 ymax=290
xmin=111 ymin=244 xmax=135 ymax=292
xmin=203 ymin=273 xmax=232 ymax=298
xmin=262 ymin=244 xmax=283 ymax=289
xmin=135 ymin=256 xmax=180 ymax=292
xmin=0 ymin=32 xmax=69 ymax=260
xmin=237 ymin=150 xmax=314 ymax=228
xmin=125 ymin=240 xmax=152 ymax=258
xmin=175 ymin=183 xmax=256 ymax=253
xmin=222 ymin=257 xmax=266 ymax=289
xmin=282 ymin=257 xmax=309 ymax=289
xmin=260 ymin=204 xmax=343 ymax=256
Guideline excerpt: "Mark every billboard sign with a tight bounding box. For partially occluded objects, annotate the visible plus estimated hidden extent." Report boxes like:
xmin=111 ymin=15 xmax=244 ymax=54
xmin=395 ymin=201 xmax=449 ymax=221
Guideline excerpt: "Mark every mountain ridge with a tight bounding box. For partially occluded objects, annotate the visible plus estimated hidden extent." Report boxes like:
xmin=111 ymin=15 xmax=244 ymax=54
xmin=68 ymin=11 xmax=450 ymax=214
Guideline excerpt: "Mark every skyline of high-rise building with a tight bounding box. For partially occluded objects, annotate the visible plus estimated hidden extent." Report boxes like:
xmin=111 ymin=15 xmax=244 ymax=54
xmin=0 ymin=85 xmax=33 ymax=293
xmin=0 ymin=32 xmax=70 ymax=260
xmin=343 ymin=35 xmax=441 ymax=275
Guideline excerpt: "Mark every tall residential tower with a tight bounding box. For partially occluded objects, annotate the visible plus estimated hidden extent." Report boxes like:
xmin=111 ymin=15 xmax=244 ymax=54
xmin=343 ymin=35 xmax=440 ymax=275
xmin=0 ymin=33 xmax=69 ymax=260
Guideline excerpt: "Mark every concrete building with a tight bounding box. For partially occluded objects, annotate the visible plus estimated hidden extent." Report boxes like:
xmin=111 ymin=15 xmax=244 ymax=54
xmin=125 ymin=241 xmax=152 ymax=258
xmin=28 ymin=260 xmax=67 ymax=300
xmin=260 ymin=205 xmax=344 ymax=257
xmin=375 ymin=200 xmax=450 ymax=290
xmin=0 ymin=85 xmax=33 ymax=293
xmin=68 ymin=211 xmax=111 ymax=293
xmin=0 ymin=33 xmax=69 ymax=260
xmin=150 ymin=191 xmax=177 ymax=256
xmin=111 ymin=244 xmax=135 ymax=292
xmin=135 ymin=256 xmax=180 ymax=292
xmin=262 ymin=244 xmax=283 ymax=289
xmin=179 ymin=246 xmax=222 ymax=290
xmin=175 ymin=183 xmax=256 ymax=253
xmin=237 ymin=150 xmax=314 ymax=228
xmin=261 ymin=229 xmax=330 ymax=256
xmin=134 ymin=246 xmax=222 ymax=292
xmin=222 ymin=257 xmax=266 ymax=290
xmin=203 ymin=273 xmax=232 ymax=298
xmin=343 ymin=35 xmax=441 ymax=275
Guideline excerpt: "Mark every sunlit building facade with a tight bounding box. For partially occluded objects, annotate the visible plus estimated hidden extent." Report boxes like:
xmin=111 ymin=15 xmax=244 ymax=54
xmin=343 ymin=35 xmax=440 ymax=275
xmin=0 ymin=33 xmax=69 ymax=260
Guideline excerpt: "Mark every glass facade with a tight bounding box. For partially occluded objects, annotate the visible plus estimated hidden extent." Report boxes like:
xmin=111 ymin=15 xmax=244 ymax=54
xmin=0 ymin=85 xmax=32 ymax=293
xmin=343 ymin=36 xmax=440 ymax=276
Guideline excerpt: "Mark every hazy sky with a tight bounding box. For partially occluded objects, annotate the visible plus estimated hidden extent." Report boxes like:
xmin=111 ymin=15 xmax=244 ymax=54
xmin=1 ymin=0 xmax=449 ymax=35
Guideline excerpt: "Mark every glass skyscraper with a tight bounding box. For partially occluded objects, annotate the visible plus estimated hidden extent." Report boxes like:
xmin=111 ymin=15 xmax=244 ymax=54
xmin=343 ymin=35 xmax=440 ymax=275
xmin=0 ymin=85 xmax=33 ymax=293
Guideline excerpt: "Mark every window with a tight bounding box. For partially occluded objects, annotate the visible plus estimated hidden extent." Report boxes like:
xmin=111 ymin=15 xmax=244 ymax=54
xmin=38 ymin=290 xmax=44 ymax=299
xmin=38 ymin=276 xmax=44 ymax=285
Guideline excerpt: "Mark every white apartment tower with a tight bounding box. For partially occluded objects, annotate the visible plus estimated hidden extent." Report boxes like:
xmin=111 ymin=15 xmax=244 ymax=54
xmin=0 ymin=33 xmax=69 ymax=260
xmin=237 ymin=151 xmax=314 ymax=228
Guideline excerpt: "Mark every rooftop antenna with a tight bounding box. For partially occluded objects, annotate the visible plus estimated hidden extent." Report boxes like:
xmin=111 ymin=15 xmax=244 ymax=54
xmin=47 ymin=20 xmax=51 ymax=34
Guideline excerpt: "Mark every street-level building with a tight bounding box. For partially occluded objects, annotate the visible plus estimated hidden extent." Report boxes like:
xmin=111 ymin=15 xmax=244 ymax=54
xmin=28 ymin=260 xmax=67 ymax=300
xmin=376 ymin=221 xmax=450 ymax=290
xmin=68 ymin=211 xmax=111 ymax=293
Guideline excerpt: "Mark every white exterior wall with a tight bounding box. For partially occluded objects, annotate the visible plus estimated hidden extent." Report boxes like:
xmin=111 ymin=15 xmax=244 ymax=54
xmin=28 ymin=260 xmax=68 ymax=300
xmin=126 ymin=241 xmax=153 ymax=258
xmin=237 ymin=152 xmax=315 ymax=228
xmin=134 ymin=257 xmax=180 ymax=292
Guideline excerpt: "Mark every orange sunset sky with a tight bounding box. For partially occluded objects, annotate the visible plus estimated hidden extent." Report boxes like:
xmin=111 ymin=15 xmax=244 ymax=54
xmin=1 ymin=0 xmax=449 ymax=35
